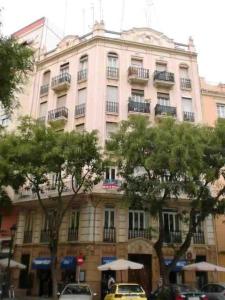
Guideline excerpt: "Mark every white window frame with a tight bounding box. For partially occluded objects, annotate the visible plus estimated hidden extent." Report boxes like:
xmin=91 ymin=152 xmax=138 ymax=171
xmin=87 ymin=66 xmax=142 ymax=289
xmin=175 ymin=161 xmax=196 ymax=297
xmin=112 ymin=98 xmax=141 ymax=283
xmin=107 ymin=53 xmax=118 ymax=67
xmin=129 ymin=210 xmax=145 ymax=230
xmin=217 ymin=103 xmax=225 ymax=118
xmin=104 ymin=207 xmax=115 ymax=228
xmin=163 ymin=211 xmax=180 ymax=233
xmin=69 ymin=210 xmax=80 ymax=229
xmin=105 ymin=167 xmax=116 ymax=182
xmin=157 ymin=93 xmax=170 ymax=106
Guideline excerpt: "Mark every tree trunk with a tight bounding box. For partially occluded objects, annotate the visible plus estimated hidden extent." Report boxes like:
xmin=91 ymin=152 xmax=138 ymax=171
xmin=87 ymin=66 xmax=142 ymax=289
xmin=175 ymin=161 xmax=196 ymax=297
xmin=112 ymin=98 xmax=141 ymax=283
xmin=50 ymin=245 xmax=58 ymax=300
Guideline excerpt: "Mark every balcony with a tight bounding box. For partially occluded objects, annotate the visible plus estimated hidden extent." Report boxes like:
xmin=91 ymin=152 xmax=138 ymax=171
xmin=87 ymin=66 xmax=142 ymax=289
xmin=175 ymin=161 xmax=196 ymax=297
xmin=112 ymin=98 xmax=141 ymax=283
xmin=103 ymin=227 xmax=116 ymax=243
xmin=77 ymin=69 xmax=88 ymax=82
xmin=164 ymin=231 xmax=182 ymax=244
xmin=128 ymin=66 xmax=149 ymax=84
xmin=128 ymin=229 xmax=151 ymax=240
xmin=193 ymin=232 xmax=205 ymax=244
xmin=68 ymin=227 xmax=78 ymax=242
xmin=180 ymin=78 xmax=192 ymax=90
xmin=48 ymin=107 xmax=68 ymax=123
xmin=153 ymin=71 xmax=175 ymax=88
xmin=102 ymin=179 xmax=121 ymax=190
xmin=106 ymin=101 xmax=119 ymax=115
xmin=107 ymin=67 xmax=119 ymax=79
xmin=23 ymin=230 xmax=32 ymax=244
xmin=183 ymin=111 xmax=195 ymax=122
xmin=40 ymin=230 xmax=50 ymax=243
xmin=51 ymin=73 xmax=71 ymax=92
xmin=155 ymin=104 xmax=177 ymax=117
xmin=75 ymin=103 xmax=86 ymax=118
xmin=40 ymin=84 xmax=49 ymax=97
xmin=128 ymin=98 xmax=150 ymax=114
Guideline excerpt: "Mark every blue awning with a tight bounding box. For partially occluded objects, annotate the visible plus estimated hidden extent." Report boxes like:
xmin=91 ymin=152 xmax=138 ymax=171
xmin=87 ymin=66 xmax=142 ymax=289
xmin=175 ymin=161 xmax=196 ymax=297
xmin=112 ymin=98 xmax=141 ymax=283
xmin=164 ymin=259 xmax=187 ymax=272
xmin=102 ymin=256 xmax=117 ymax=265
xmin=61 ymin=256 xmax=76 ymax=270
xmin=32 ymin=257 xmax=52 ymax=270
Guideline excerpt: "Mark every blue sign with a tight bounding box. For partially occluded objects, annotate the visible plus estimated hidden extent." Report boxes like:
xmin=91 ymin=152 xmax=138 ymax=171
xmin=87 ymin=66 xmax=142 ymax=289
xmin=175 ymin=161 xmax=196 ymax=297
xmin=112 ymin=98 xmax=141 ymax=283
xmin=164 ymin=259 xmax=187 ymax=272
xmin=61 ymin=256 xmax=76 ymax=270
xmin=32 ymin=257 xmax=52 ymax=270
xmin=102 ymin=256 xmax=117 ymax=265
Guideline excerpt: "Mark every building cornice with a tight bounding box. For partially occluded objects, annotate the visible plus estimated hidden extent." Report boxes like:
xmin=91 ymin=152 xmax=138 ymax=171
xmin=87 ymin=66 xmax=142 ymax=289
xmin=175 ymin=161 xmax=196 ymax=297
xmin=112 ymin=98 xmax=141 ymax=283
xmin=37 ymin=35 xmax=197 ymax=68
xmin=201 ymin=89 xmax=225 ymax=98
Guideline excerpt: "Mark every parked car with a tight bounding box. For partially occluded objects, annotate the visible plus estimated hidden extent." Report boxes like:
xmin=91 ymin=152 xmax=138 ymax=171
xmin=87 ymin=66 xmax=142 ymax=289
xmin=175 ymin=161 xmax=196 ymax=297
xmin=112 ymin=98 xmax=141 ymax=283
xmin=104 ymin=283 xmax=147 ymax=300
xmin=58 ymin=283 xmax=97 ymax=300
xmin=150 ymin=284 xmax=208 ymax=300
xmin=202 ymin=283 xmax=225 ymax=300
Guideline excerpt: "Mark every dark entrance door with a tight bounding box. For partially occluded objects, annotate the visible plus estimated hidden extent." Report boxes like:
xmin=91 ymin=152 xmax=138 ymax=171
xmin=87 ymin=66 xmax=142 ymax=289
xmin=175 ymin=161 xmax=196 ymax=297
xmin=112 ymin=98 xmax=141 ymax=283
xmin=128 ymin=254 xmax=152 ymax=297
xmin=101 ymin=270 xmax=116 ymax=300
xmin=19 ymin=254 xmax=30 ymax=290
xmin=196 ymin=256 xmax=208 ymax=289
xmin=38 ymin=270 xmax=52 ymax=297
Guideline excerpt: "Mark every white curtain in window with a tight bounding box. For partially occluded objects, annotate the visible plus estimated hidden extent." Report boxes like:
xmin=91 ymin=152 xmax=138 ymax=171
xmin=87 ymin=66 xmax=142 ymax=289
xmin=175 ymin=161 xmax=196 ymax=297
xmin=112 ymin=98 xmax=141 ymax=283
xmin=157 ymin=93 xmax=170 ymax=106
xmin=182 ymin=97 xmax=192 ymax=112
xmin=131 ymin=59 xmax=143 ymax=67
xmin=39 ymin=102 xmax=47 ymax=117
xmin=156 ymin=63 xmax=167 ymax=71
xmin=108 ymin=55 xmax=118 ymax=67
xmin=107 ymin=86 xmax=118 ymax=102
xmin=180 ymin=67 xmax=188 ymax=78
xmin=78 ymin=88 xmax=87 ymax=104
xmin=57 ymin=95 xmax=66 ymax=108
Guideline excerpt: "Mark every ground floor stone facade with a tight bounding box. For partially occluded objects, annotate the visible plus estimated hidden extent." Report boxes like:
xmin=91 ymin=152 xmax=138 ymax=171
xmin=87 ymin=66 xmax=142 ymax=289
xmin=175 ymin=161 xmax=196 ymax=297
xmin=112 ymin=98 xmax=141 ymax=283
xmin=12 ymin=240 xmax=217 ymax=299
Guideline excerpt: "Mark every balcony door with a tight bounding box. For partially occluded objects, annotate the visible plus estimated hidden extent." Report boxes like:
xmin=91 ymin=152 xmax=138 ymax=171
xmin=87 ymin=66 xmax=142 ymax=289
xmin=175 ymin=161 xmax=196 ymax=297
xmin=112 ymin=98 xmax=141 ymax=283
xmin=131 ymin=89 xmax=144 ymax=103
xmin=104 ymin=208 xmax=115 ymax=229
xmin=157 ymin=93 xmax=170 ymax=106
xmin=163 ymin=211 xmax=179 ymax=232
xmin=129 ymin=210 xmax=145 ymax=230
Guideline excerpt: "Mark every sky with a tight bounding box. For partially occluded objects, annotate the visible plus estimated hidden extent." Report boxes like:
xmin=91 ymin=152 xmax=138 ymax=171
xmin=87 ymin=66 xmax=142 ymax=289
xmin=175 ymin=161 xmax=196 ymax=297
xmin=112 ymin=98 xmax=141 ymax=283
xmin=1 ymin=0 xmax=225 ymax=83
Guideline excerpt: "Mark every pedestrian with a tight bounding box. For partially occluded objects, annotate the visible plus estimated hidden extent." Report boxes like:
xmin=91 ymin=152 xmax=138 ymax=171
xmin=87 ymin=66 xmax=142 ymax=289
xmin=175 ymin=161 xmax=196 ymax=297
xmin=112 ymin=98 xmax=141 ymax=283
xmin=107 ymin=275 xmax=115 ymax=290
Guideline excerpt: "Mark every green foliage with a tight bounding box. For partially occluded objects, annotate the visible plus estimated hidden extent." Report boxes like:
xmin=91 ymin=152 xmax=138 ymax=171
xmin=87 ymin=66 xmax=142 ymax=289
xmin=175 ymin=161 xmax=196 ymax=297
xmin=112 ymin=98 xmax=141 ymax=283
xmin=107 ymin=115 xmax=225 ymax=281
xmin=4 ymin=117 xmax=103 ymax=195
xmin=0 ymin=37 xmax=33 ymax=112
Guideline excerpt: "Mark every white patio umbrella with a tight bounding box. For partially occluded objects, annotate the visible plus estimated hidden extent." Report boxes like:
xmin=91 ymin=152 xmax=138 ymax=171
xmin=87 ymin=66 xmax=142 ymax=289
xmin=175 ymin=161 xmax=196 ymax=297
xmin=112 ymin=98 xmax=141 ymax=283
xmin=0 ymin=258 xmax=26 ymax=269
xmin=98 ymin=259 xmax=144 ymax=271
xmin=97 ymin=258 xmax=144 ymax=282
xmin=183 ymin=261 xmax=225 ymax=272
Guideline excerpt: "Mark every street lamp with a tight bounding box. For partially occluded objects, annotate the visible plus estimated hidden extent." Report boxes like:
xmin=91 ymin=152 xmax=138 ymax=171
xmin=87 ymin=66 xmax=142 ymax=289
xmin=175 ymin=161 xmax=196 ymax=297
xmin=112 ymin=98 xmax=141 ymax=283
xmin=6 ymin=224 xmax=17 ymax=297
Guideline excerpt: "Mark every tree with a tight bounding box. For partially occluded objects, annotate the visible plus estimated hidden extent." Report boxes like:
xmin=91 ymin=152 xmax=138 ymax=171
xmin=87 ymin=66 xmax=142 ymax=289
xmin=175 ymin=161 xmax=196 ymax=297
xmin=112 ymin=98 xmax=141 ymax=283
xmin=107 ymin=115 xmax=225 ymax=288
xmin=0 ymin=37 xmax=33 ymax=112
xmin=3 ymin=118 xmax=103 ymax=299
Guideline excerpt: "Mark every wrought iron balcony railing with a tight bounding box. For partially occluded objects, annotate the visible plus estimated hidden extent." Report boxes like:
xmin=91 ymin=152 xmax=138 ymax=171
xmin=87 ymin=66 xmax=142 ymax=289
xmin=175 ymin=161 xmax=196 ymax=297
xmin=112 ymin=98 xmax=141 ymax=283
xmin=103 ymin=227 xmax=116 ymax=243
xmin=48 ymin=107 xmax=68 ymax=121
xmin=193 ymin=232 xmax=205 ymax=244
xmin=23 ymin=230 xmax=33 ymax=244
xmin=75 ymin=103 xmax=86 ymax=117
xmin=106 ymin=101 xmax=119 ymax=114
xmin=128 ymin=98 xmax=150 ymax=113
xmin=128 ymin=228 xmax=151 ymax=240
xmin=154 ymin=71 xmax=175 ymax=83
xmin=77 ymin=69 xmax=88 ymax=81
xmin=40 ymin=229 xmax=51 ymax=243
xmin=155 ymin=104 xmax=177 ymax=117
xmin=183 ymin=111 xmax=195 ymax=122
xmin=128 ymin=66 xmax=149 ymax=80
xmin=107 ymin=67 xmax=119 ymax=79
xmin=40 ymin=84 xmax=49 ymax=96
xmin=51 ymin=73 xmax=71 ymax=91
xmin=68 ymin=227 xmax=79 ymax=241
xmin=180 ymin=78 xmax=192 ymax=89
xmin=164 ymin=231 xmax=182 ymax=244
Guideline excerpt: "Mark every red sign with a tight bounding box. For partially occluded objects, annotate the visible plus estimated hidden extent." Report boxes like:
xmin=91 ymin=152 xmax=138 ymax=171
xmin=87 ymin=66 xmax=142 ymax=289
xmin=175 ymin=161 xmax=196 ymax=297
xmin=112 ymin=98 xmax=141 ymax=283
xmin=77 ymin=256 xmax=84 ymax=266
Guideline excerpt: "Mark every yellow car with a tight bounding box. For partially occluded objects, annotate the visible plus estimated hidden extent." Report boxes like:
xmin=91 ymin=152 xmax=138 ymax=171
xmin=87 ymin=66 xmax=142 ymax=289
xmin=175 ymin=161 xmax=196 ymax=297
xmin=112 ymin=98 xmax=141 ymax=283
xmin=104 ymin=283 xmax=147 ymax=300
